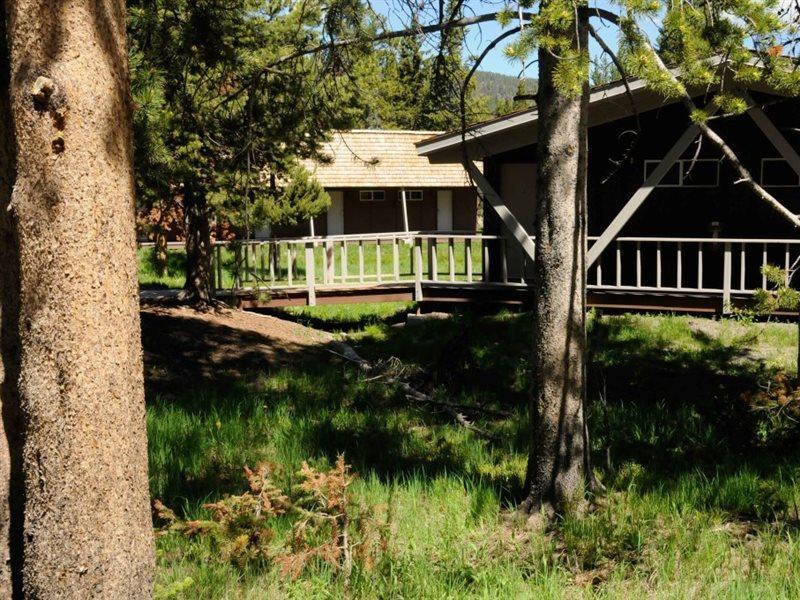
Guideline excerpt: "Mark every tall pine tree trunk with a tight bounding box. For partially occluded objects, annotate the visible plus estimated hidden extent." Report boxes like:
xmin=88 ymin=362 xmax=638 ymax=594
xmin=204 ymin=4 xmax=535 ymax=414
xmin=182 ymin=185 xmax=215 ymax=305
xmin=0 ymin=0 xmax=154 ymax=596
xmin=522 ymin=7 xmax=590 ymax=515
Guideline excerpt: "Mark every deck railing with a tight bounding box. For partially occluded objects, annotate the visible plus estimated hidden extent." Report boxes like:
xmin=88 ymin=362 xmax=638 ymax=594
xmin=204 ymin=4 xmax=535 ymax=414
xmin=589 ymin=237 xmax=800 ymax=306
xmin=140 ymin=233 xmax=800 ymax=307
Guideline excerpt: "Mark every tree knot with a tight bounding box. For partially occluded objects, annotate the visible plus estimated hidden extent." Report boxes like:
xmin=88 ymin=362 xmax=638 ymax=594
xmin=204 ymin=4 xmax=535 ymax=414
xmin=30 ymin=76 xmax=66 ymax=113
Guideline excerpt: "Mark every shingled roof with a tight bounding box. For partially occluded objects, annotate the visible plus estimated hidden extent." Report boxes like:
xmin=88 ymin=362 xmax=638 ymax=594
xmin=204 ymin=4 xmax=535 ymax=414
xmin=301 ymin=130 xmax=475 ymax=188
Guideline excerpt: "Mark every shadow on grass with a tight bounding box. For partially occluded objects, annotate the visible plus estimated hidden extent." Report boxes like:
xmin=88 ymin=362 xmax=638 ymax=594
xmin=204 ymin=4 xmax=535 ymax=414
xmin=146 ymin=307 xmax=800 ymax=515
xmin=260 ymin=303 xmax=413 ymax=333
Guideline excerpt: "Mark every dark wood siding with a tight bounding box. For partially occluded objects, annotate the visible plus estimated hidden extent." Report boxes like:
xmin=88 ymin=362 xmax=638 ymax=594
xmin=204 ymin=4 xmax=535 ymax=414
xmin=486 ymin=94 xmax=800 ymax=240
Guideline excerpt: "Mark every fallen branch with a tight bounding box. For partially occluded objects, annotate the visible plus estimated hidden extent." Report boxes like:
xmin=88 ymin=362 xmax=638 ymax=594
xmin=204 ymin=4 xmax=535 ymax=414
xmin=327 ymin=342 xmax=501 ymax=442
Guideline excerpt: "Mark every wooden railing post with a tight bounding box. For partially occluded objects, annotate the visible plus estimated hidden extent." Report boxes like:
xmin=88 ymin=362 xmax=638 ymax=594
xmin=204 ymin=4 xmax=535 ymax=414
xmin=305 ymin=241 xmax=316 ymax=305
xmin=413 ymin=237 xmax=423 ymax=300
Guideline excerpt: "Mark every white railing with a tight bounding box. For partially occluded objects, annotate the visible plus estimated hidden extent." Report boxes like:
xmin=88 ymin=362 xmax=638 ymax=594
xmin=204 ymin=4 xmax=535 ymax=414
xmin=209 ymin=231 xmax=505 ymax=304
xmin=588 ymin=237 xmax=800 ymax=306
xmin=140 ymin=233 xmax=800 ymax=308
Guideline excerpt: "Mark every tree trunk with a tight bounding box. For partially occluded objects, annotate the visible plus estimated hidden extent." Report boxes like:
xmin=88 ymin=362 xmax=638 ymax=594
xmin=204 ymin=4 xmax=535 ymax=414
xmin=182 ymin=186 xmax=215 ymax=304
xmin=521 ymin=9 xmax=590 ymax=515
xmin=0 ymin=10 xmax=22 ymax=595
xmin=154 ymin=226 xmax=169 ymax=277
xmin=0 ymin=0 xmax=154 ymax=596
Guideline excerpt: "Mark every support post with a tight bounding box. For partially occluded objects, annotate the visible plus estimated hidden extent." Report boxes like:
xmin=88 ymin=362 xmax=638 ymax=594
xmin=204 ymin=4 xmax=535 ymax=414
xmin=401 ymin=189 xmax=410 ymax=233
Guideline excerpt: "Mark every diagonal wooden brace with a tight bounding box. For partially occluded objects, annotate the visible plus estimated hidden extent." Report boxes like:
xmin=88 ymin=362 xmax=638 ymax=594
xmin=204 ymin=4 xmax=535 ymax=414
xmin=586 ymin=101 xmax=720 ymax=267
xmin=467 ymin=162 xmax=537 ymax=261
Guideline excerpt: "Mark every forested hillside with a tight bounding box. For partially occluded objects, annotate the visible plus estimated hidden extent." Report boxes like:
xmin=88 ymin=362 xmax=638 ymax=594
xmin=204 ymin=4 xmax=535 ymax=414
xmin=474 ymin=70 xmax=537 ymax=114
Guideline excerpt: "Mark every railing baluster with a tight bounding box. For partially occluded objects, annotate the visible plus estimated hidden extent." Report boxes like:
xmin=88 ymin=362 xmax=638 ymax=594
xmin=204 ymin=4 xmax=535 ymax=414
xmin=358 ymin=240 xmax=365 ymax=283
xmin=448 ymin=238 xmax=456 ymax=282
xmin=596 ymin=260 xmax=602 ymax=286
xmin=740 ymin=243 xmax=746 ymax=291
xmin=676 ymin=241 xmax=682 ymax=289
xmin=321 ymin=241 xmax=329 ymax=285
xmin=466 ymin=238 xmax=473 ymax=283
xmin=287 ymin=244 xmax=294 ymax=287
xmin=656 ymin=241 xmax=662 ymax=288
xmin=636 ymin=241 xmax=642 ymax=288
xmin=376 ymin=239 xmax=382 ymax=283
xmin=762 ymin=243 xmax=767 ymax=288
xmin=393 ymin=237 xmax=400 ymax=281
xmin=259 ymin=243 xmax=266 ymax=284
xmin=785 ymin=243 xmax=791 ymax=285
xmin=305 ymin=241 xmax=316 ymax=306
xmin=697 ymin=242 xmax=703 ymax=289
xmin=341 ymin=240 xmax=348 ymax=283
xmin=325 ymin=241 xmax=334 ymax=285
xmin=482 ymin=239 xmax=490 ymax=283
xmin=269 ymin=242 xmax=275 ymax=285
xmin=616 ymin=241 xmax=622 ymax=287
xmin=723 ymin=242 xmax=732 ymax=311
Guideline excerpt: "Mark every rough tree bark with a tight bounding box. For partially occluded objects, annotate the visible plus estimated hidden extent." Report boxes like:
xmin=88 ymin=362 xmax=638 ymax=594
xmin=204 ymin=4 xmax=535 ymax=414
xmin=181 ymin=185 xmax=215 ymax=305
xmin=521 ymin=7 xmax=591 ymax=515
xmin=0 ymin=0 xmax=154 ymax=596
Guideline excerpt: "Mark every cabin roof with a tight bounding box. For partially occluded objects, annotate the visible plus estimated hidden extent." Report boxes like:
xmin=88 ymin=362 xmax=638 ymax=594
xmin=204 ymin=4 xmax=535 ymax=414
xmin=416 ymin=56 xmax=786 ymax=163
xmin=302 ymin=130 xmax=476 ymax=188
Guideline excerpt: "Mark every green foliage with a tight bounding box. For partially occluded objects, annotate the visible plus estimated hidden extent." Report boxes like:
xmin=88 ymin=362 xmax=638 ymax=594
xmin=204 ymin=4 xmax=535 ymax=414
xmin=259 ymin=166 xmax=330 ymax=228
xmin=128 ymin=0 xmax=369 ymax=233
xmin=752 ymin=264 xmax=800 ymax=315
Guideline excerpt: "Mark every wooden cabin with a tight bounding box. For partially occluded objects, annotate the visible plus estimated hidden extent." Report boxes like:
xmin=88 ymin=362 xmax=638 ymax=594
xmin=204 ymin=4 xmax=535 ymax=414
xmin=270 ymin=130 xmax=479 ymax=237
xmin=416 ymin=65 xmax=800 ymax=297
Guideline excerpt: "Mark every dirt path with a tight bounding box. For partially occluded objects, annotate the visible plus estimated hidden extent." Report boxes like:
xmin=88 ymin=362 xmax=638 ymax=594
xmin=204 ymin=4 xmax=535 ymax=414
xmin=141 ymin=306 xmax=333 ymax=397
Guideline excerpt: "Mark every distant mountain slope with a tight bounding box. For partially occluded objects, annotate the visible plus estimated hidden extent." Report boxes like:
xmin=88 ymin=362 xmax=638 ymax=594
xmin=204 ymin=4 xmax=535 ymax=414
xmin=474 ymin=70 xmax=537 ymax=112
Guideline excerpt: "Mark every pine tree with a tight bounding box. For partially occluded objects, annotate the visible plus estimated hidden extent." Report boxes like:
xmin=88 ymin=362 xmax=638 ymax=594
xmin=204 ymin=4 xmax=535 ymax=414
xmin=128 ymin=0 xmax=370 ymax=304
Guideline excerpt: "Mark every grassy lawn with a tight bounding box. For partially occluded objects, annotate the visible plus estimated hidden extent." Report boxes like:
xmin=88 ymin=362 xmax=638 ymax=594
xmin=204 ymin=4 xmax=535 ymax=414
xmin=138 ymin=239 xmax=485 ymax=291
xmin=148 ymin=307 xmax=800 ymax=598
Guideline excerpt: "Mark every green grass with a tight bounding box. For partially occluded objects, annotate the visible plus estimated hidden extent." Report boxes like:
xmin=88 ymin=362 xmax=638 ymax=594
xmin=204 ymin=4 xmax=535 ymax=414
xmin=149 ymin=309 xmax=800 ymax=598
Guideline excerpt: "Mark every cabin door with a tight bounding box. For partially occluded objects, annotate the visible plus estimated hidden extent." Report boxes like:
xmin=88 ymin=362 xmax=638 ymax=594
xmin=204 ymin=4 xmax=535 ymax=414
xmin=436 ymin=190 xmax=453 ymax=231
xmin=327 ymin=190 xmax=344 ymax=235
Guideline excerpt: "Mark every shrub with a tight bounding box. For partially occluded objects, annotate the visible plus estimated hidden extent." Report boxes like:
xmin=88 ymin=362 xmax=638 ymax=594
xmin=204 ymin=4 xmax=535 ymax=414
xmin=153 ymin=456 xmax=388 ymax=581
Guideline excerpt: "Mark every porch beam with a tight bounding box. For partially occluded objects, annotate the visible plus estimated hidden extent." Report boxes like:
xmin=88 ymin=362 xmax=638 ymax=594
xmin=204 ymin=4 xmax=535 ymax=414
xmin=586 ymin=101 xmax=719 ymax=267
xmin=745 ymin=93 xmax=800 ymax=178
xmin=466 ymin=162 xmax=536 ymax=261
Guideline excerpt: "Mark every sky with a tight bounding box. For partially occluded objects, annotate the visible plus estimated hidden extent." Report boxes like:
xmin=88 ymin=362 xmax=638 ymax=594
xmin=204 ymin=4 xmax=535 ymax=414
xmin=368 ymin=0 xmax=664 ymax=77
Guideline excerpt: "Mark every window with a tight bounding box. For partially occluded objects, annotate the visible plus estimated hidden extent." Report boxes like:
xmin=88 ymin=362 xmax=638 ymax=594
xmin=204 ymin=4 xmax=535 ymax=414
xmin=359 ymin=190 xmax=385 ymax=201
xmin=761 ymin=158 xmax=800 ymax=188
xmin=403 ymin=190 xmax=423 ymax=201
xmin=644 ymin=158 xmax=720 ymax=187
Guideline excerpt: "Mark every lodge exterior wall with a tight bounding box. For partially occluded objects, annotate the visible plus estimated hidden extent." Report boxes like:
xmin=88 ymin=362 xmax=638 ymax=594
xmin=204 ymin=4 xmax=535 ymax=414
xmin=482 ymin=94 xmax=800 ymax=281
xmin=272 ymin=186 xmax=478 ymax=237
